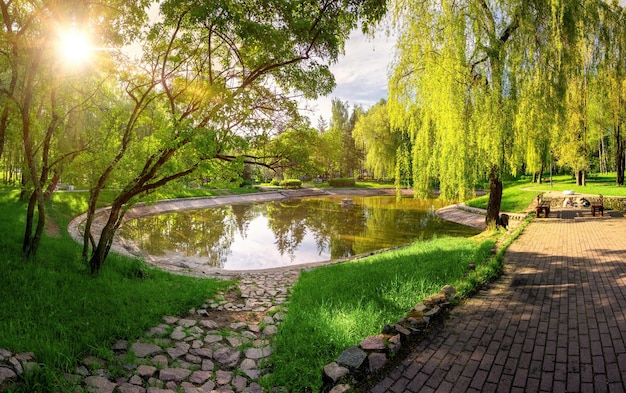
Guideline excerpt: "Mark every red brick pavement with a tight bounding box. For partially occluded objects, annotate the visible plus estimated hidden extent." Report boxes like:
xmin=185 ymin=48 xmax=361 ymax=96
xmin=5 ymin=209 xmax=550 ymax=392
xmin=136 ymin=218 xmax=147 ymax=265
xmin=369 ymin=210 xmax=626 ymax=393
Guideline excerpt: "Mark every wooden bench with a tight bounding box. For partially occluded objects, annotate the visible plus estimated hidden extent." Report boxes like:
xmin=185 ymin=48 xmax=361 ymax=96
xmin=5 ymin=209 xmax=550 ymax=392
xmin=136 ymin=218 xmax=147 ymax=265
xmin=591 ymin=195 xmax=604 ymax=217
xmin=535 ymin=194 xmax=551 ymax=218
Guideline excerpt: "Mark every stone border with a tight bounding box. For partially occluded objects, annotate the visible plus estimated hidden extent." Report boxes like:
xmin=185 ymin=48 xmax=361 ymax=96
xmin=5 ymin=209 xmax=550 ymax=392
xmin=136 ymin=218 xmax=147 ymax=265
xmin=321 ymin=285 xmax=458 ymax=393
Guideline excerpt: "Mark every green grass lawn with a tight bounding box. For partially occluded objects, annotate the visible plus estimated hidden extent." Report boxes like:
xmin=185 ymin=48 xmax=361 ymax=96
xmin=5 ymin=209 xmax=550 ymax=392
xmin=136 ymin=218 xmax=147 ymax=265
xmin=0 ymin=191 xmax=231 ymax=392
xmin=262 ymin=236 xmax=496 ymax=392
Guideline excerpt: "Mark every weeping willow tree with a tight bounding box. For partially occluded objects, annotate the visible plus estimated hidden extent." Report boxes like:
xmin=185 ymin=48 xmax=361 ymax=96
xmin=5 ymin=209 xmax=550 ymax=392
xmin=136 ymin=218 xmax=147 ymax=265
xmin=388 ymin=0 xmax=541 ymax=225
xmin=388 ymin=0 xmax=618 ymax=224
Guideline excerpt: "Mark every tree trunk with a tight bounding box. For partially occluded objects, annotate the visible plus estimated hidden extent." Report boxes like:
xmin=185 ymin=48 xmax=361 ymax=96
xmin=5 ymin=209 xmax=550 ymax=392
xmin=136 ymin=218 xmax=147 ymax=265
xmin=485 ymin=166 xmax=503 ymax=227
xmin=538 ymin=162 xmax=544 ymax=184
xmin=616 ymin=127 xmax=624 ymax=186
xmin=22 ymin=189 xmax=46 ymax=258
xmin=89 ymin=202 xmax=124 ymax=274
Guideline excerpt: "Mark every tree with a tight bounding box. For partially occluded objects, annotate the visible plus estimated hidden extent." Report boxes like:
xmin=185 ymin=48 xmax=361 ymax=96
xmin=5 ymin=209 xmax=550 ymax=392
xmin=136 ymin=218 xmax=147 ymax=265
xmin=82 ymin=0 xmax=387 ymax=273
xmin=352 ymin=99 xmax=400 ymax=179
xmin=0 ymin=0 xmax=150 ymax=258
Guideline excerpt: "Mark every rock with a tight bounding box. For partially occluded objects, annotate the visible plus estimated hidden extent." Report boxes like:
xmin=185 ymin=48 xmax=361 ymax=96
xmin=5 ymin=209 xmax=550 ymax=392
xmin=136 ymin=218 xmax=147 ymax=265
xmin=131 ymin=343 xmax=162 ymax=358
xmin=178 ymin=319 xmax=197 ymax=327
xmin=163 ymin=316 xmax=178 ymax=324
xmin=0 ymin=349 xmax=12 ymax=360
xmin=191 ymin=347 xmax=213 ymax=358
xmin=137 ymin=365 xmax=157 ymax=378
xmin=129 ymin=375 xmax=143 ymax=385
xmin=201 ymin=359 xmax=215 ymax=371
xmin=388 ymin=334 xmax=402 ymax=354
xmin=199 ymin=320 xmax=219 ymax=329
xmin=440 ymin=285 xmax=456 ymax=300
xmin=262 ymin=325 xmax=278 ymax=335
xmin=329 ymin=384 xmax=351 ymax=393
xmin=189 ymin=370 xmax=212 ymax=384
xmin=232 ymin=375 xmax=248 ymax=391
xmin=146 ymin=388 xmax=175 ymax=393
xmin=166 ymin=342 xmax=190 ymax=359
xmin=394 ymin=324 xmax=411 ymax=336
xmin=117 ymin=382 xmax=147 ymax=393
xmin=159 ymin=368 xmax=191 ymax=382
xmin=151 ymin=355 xmax=169 ymax=368
xmin=84 ymin=375 xmax=116 ymax=393
xmin=200 ymin=380 xmax=217 ymax=392
xmin=424 ymin=305 xmax=441 ymax=317
xmin=8 ymin=357 xmax=23 ymax=375
xmin=336 ymin=346 xmax=367 ymax=370
xmin=359 ymin=335 xmax=386 ymax=351
xmin=15 ymin=352 xmax=35 ymax=362
xmin=368 ymin=353 xmax=388 ymax=374
xmin=113 ymin=340 xmax=129 ymax=351
xmin=204 ymin=334 xmax=223 ymax=344
xmin=230 ymin=322 xmax=247 ymax=330
xmin=244 ymin=347 xmax=272 ymax=360
xmin=170 ymin=327 xmax=187 ymax=341
xmin=323 ymin=362 xmax=349 ymax=384
xmin=215 ymin=369 xmax=233 ymax=385
xmin=414 ymin=304 xmax=428 ymax=312
xmin=244 ymin=383 xmax=263 ymax=393
xmin=239 ymin=358 xmax=256 ymax=370
xmin=213 ymin=347 xmax=241 ymax=367
xmin=0 ymin=367 xmax=17 ymax=384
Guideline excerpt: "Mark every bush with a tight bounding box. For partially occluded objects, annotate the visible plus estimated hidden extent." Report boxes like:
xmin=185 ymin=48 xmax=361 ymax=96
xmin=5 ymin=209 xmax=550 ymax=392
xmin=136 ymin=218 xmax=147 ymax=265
xmin=328 ymin=178 xmax=356 ymax=187
xmin=270 ymin=179 xmax=281 ymax=186
xmin=279 ymin=179 xmax=302 ymax=189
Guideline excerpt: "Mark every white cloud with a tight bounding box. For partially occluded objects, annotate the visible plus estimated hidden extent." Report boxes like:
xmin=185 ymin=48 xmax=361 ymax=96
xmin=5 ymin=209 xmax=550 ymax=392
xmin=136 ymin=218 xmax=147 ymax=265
xmin=304 ymin=30 xmax=396 ymax=125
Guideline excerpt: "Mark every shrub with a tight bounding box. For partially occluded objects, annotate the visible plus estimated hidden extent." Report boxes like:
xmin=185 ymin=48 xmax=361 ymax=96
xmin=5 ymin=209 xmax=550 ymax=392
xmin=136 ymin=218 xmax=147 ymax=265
xmin=270 ymin=179 xmax=281 ymax=186
xmin=328 ymin=178 xmax=356 ymax=187
xmin=279 ymin=179 xmax=302 ymax=189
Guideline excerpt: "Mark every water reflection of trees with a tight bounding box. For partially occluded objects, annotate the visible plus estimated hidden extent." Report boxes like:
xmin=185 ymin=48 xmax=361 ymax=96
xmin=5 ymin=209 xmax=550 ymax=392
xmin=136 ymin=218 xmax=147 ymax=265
xmin=120 ymin=196 xmax=478 ymax=268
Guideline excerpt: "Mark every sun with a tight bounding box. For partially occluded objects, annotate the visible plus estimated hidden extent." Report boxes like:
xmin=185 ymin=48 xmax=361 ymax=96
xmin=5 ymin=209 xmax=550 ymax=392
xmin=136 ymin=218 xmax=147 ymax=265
xmin=57 ymin=28 xmax=92 ymax=64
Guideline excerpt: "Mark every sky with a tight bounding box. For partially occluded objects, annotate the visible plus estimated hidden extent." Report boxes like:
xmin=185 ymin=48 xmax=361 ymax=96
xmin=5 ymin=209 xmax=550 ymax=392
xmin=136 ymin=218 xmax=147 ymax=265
xmin=302 ymin=30 xmax=396 ymax=125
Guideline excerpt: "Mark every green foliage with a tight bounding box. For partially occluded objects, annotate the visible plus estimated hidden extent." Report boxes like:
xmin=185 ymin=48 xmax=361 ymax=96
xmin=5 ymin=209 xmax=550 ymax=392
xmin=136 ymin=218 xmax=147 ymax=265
xmin=270 ymin=179 xmax=281 ymax=186
xmin=328 ymin=178 xmax=356 ymax=187
xmin=279 ymin=179 xmax=302 ymax=189
xmin=0 ymin=192 xmax=230 ymax=391
xmin=263 ymin=237 xmax=495 ymax=392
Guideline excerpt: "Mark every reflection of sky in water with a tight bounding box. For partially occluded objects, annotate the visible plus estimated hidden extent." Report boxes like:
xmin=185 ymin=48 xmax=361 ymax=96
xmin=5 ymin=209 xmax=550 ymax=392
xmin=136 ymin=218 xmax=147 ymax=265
xmin=227 ymin=216 xmax=328 ymax=270
xmin=119 ymin=196 xmax=479 ymax=271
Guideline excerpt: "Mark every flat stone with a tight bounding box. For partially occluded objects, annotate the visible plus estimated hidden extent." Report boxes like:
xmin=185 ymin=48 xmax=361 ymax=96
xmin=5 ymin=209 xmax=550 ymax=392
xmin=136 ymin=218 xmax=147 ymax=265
xmin=213 ymin=347 xmax=240 ymax=367
xmin=244 ymin=347 xmax=272 ymax=359
xmin=360 ymin=335 xmax=386 ymax=351
xmin=262 ymin=325 xmax=278 ymax=335
xmin=230 ymin=322 xmax=247 ymax=330
xmin=201 ymin=359 xmax=215 ymax=371
xmin=15 ymin=352 xmax=35 ymax=362
xmin=146 ymin=388 xmax=175 ymax=393
xmin=388 ymin=334 xmax=402 ymax=353
xmin=0 ymin=367 xmax=17 ymax=384
xmin=215 ymin=369 xmax=233 ymax=385
xmin=137 ymin=365 xmax=157 ymax=378
xmin=368 ymin=352 xmax=388 ymax=373
xmin=151 ymin=355 xmax=169 ymax=368
xmin=192 ymin=348 xmax=213 ymax=358
xmin=226 ymin=336 xmax=244 ymax=347
xmin=189 ymin=370 xmax=212 ymax=384
xmin=117 ymin=382 xmax=146 ymax=393
xmin=199 ymin=320 xmax=219 ymax=329
xmin=166 ymin=342 xmax=191 ymax=359
xmin=113 ymin=340 xmax=128 ymax=351
xmin=84 ymin=376 xmax=116 ymax=393
xmin=178 ymin=319 xmax=197 ymax=327
xmin=323 ymin=362 xmax=349 ymax=384
xmin=171 ymin=326 xmax=187 ymax=340
xmin=232 ymin=375 xmax=247 ymax=391
xmin=0 ymin=349 xmax=12 ymax=359
xmin=131 ymin=343 xmax=162 ymax=358
xmin=163 ymin=316 xmax=179 ymax=324
xmin=239 ymin=358 xmax=256 ymax=370
xmin=241 ymin=368 xmax=262 ymax=380
xmin=8 ymin=357 xmax=22 ymax=375
xmin=329 ymin=384 xmax=351 ymax=393
xmin=204 ymin=334 xmax=223 ymax=344
xmin=147 ymin=326 xmax=168 ymax=337
xmin=159 ymin=368 xmax=191 ymax=382
xmin=244 ymin=383 xmax=263 ymax=393
xmin=200 ymin=380 xmax=217 ymax=392
xmin=424 ymin=305 xmax=441 ymax=317
xmin=336 ymin=346 xmax=367 ymax=370
xmin=129 ymin=375 xmax=143 ymax=385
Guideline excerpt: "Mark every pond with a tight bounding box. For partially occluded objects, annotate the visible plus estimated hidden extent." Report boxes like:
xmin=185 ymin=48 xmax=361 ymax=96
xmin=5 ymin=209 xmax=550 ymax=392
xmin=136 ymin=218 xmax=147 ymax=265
xmin=118 ymin=195 xmax=479 ymax=271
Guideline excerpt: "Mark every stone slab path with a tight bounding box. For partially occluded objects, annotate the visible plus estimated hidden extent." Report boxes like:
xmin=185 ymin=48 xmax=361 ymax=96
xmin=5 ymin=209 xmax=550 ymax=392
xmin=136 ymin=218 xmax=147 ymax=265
xmin=368 ymin=208 xmax=626 ymax=393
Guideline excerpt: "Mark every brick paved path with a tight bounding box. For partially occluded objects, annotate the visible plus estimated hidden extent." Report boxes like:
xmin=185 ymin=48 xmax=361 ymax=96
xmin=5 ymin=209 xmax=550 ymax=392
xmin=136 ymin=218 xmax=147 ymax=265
xmin=370 ymin=210 xmax=626 ymax=393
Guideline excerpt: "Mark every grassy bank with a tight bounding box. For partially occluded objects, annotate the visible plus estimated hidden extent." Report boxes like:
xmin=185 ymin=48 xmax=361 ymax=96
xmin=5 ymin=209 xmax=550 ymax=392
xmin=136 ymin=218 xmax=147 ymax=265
xmin=262 ymin=236 xmax=496 ymax=392
xmin=0 ymin=191 xmax=231 ymax=392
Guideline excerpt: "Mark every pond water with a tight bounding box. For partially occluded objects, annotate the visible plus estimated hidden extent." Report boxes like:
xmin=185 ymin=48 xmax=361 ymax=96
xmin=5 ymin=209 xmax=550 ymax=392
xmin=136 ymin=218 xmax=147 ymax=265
xmin=118 ymin=195 xmax=479 ymax=271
